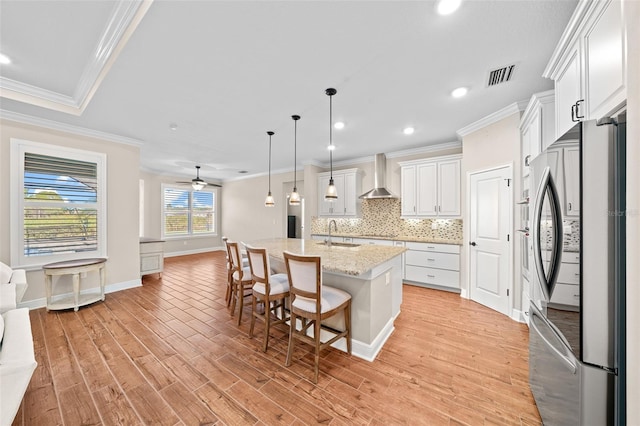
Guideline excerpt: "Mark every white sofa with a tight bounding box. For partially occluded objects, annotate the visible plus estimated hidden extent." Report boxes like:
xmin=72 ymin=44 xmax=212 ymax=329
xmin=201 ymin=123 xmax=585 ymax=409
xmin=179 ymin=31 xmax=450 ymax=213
xmin=0 ymin=262 xmax=28 ymax=314
xmin=0 ymin=262 xmax=36 ymax=425
xmin=0 ymin=308 xmax=37 ymax=426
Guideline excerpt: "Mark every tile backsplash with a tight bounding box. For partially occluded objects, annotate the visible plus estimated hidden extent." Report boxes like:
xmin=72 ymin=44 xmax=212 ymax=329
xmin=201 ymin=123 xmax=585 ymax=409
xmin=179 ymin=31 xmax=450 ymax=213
xmin=311 ymin=198 xmax=463 ymax=241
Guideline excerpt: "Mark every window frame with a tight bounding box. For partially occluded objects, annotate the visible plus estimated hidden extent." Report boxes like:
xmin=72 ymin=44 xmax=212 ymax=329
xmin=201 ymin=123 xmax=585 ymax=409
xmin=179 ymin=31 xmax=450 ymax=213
xmin=10 ymin=139 xmax=107 ymax=269
xmin=161 ymin=183 xmax=217 ymax=239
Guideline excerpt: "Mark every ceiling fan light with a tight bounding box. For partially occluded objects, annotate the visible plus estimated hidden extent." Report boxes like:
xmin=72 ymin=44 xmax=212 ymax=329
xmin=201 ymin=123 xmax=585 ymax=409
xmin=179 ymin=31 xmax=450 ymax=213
xmin=325 ymin=179 xmax=338 ymax=201
xmin=265 ymin=191 xmax=275 ymax=207
xmin=192 ymin=180 xmax=206 ymax=191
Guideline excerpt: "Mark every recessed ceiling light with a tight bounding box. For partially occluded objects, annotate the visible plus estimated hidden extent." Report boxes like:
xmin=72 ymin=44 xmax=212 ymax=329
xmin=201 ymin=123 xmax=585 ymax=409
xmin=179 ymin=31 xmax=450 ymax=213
xmin=403 ymin=127 xmax=415 ymax=135
xmin=327 ymin=144 xmax=336 ymax=151
xmin=437 ymin=0 xmax=462 ymax=15
xmin=334 ymin=122 xmax=345 ymax=130
xmin=451 ymin=87 xmax=468 ymax=98
xmin=169 ymin=123 xmax=178 ymax=131
xmin=0 ymin=53 xmax=11 ymax=65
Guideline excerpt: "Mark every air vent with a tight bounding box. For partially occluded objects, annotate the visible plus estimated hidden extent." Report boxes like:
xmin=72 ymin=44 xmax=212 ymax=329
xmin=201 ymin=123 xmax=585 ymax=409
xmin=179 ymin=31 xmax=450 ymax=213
xmin=487 ymin=64 xmax=516 ymax=86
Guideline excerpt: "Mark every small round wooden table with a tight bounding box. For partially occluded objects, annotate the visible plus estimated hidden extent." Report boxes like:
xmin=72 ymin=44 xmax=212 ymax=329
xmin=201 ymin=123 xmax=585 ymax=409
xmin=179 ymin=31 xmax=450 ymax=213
xmin=42 ymin=258 xmax=107 ymax=312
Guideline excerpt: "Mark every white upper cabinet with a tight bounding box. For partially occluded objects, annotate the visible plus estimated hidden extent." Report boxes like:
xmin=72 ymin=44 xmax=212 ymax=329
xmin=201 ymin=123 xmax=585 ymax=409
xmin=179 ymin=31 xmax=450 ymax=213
xmin=317 ymin=168 xmax=361 ymax=217
xmin=544 ymin=0 xmax=626 ymax=139
xmin=584 ymin=0 xmax=626 ymax=120
xmin=520 ymin=91 xmax=555 ymax=177
xmin=399 ymin=155 xmax=461 ymax=218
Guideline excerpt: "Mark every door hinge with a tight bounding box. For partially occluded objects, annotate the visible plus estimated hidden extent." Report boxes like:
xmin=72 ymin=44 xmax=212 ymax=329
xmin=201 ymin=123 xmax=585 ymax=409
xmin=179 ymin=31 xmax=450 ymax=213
xmin=507 ymin=289 xmax=510 ymax=296
xmin=504 ymin=178 xmax=511 ymax=187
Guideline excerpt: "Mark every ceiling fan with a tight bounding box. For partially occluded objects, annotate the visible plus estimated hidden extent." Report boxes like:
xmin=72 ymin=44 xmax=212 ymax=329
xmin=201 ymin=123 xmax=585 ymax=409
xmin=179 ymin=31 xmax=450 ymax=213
xmin=176 ymin=165 xmax=222 ymax=190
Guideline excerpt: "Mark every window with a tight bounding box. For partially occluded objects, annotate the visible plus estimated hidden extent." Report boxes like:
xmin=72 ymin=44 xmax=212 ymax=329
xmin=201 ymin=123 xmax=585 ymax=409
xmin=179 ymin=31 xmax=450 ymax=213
xmin=11 ymin=139 xmax=107 ymax=268
xmin=162 ymin=185 xmax=216 ymax=237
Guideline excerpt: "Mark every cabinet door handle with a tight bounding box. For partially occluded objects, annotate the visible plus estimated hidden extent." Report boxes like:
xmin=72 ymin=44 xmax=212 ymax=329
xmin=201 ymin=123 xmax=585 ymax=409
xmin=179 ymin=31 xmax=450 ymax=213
xmin=575 ymin=99 xmax=584 ymax=120
xmin=427 ymin=274 xmax=435 ymax=278
xmin=571 ymin=104 xmax=578 ymax=122
xmin=568 ymin=202 xmax=572 ymax=211
xmin=434 ymin=205 xmax=437 ymax=212
xmin=427 ymin=258 xmax=435 ymax=261
xmin=413 ymin=206 xmax=416 ymax=212
xmin=524 ymin=155 xmax=531 ymax=167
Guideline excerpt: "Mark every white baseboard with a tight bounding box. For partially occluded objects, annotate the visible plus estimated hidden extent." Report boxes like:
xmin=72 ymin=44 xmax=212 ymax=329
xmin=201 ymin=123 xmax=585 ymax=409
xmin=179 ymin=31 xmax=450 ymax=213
xmin=17 ymin=278 xmax=142 ymax=310
xmin=460 ymin=288 xmax=469 ymax=299
xmin=328 ymin=317 xmax=396 ymax=362
xmin=511 ymin=308 xmax=528 ymax=324
xmin=164 ymin=247 xmax=224 ymax=258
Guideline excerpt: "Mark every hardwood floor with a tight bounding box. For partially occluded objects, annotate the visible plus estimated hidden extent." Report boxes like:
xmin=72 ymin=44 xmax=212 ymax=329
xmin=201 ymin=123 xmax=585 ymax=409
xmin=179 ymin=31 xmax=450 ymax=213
xmin=13 ymin=251 xmax=541 ymax=425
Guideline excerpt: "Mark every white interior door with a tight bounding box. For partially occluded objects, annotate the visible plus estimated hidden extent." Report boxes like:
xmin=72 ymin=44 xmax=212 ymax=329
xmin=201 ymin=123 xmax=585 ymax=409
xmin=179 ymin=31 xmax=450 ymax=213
xmin=469 ymin=165 xmax=512 ymax=316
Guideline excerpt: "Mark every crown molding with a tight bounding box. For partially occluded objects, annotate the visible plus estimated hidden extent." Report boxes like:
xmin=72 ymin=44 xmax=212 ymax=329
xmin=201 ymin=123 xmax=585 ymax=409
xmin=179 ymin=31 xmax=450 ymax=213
xmin=0 ymin=0 xmax=153 ymax=115
xmin=456 ymin=101 xmax=527 ymax=138
xmin=0 ymin=109 xmax=144 ymax=147
xmin=542 ymin=0 xmax=592 ymax=79
xmin=385 ymin=141 xmax=462 ymax=159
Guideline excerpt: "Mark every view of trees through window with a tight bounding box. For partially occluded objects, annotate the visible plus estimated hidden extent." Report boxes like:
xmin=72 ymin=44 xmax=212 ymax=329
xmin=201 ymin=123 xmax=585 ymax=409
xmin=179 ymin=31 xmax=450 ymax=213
xmin=164 ymin=188 xmax=215 ymax=236
xmin=23 ymin=152 xmax=99 ymax=256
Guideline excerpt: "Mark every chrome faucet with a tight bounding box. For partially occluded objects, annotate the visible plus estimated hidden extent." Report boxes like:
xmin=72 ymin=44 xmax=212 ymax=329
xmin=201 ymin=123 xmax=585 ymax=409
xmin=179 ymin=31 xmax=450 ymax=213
xmin=327 ymin=220 xmax=338 ymax=247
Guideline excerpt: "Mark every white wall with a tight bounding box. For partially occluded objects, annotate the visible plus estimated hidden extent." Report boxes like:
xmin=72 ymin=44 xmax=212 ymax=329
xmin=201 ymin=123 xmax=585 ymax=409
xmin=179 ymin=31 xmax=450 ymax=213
xmin=0 ymin=119 xmax=141 ymax=303
xmin=460 ymin=111 xmax=522 ymax=307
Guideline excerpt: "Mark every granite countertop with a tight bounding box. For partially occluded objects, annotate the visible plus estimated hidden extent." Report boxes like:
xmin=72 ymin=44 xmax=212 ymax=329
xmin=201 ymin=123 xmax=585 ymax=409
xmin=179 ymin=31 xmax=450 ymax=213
xmin=311 ymin=232 xmax=463 ymax=246
xmin=246 ymin=238 xmax=406 ymax=276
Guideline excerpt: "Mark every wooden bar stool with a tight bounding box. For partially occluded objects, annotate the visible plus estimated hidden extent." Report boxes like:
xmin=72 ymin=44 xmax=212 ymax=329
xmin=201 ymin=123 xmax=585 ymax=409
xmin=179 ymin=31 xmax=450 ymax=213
xmin=283 ymin=251 xmax=352 ymax=384
xmin=245 ymin=245 xmax=290 ymax=352
xmin=223 ymin=237 xmax=247 ymax=306
xmin=227 ymin=241 xmax=253 ymax=325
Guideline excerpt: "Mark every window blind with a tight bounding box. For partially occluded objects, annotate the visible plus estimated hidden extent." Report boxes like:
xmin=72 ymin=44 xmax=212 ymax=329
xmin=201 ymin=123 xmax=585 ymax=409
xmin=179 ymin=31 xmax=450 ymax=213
xmin=23 ymin=152 xmax=99 ymax=256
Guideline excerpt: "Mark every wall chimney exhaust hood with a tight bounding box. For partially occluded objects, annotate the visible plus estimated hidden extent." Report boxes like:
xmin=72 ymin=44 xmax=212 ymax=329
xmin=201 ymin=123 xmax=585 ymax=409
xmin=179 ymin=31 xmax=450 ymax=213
xmin=359 ymin=153 xmax=397 ymax=199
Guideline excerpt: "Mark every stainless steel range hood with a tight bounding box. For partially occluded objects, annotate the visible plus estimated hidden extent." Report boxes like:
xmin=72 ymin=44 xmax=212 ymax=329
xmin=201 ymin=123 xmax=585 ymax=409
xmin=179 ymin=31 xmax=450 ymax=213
xmin=359 ymin=153 xmax=397 ymax=199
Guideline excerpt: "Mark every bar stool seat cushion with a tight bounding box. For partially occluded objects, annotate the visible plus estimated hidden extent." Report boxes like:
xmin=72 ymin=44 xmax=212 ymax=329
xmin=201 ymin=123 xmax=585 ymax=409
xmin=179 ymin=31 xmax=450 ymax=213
xmin=252 ymin=273 xmax=289 ymax=295
xmin=291 ymin=285 xmax=350 ymax=314
xmin=232 ymin=266 xmax=252 ymax=281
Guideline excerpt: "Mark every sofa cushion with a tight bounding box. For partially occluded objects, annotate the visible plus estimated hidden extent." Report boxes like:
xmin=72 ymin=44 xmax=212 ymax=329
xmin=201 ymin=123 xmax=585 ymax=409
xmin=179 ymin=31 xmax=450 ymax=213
xmin=0 ymin=262 xmax=11 ymax=285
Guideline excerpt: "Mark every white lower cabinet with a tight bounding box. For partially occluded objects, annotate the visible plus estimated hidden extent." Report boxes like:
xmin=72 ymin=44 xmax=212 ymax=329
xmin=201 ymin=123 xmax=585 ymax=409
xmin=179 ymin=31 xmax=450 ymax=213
xmin=550 ymin=251 xmax=580 ymax=307
xmin=140 ymin=239 xmax=165 ymax=277
xmin=403 ymin=242 xmax=460 ymax=291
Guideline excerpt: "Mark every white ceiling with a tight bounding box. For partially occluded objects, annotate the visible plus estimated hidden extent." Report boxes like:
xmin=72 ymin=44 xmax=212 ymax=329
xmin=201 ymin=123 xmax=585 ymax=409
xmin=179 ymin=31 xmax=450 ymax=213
xmin=0 ymin=0 xmax=577 ymax=183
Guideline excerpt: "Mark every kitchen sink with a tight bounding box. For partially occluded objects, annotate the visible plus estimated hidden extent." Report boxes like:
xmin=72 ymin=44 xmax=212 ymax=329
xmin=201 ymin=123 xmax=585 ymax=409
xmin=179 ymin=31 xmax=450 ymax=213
xmin=316 ymin=241 xmax=361 ymax=248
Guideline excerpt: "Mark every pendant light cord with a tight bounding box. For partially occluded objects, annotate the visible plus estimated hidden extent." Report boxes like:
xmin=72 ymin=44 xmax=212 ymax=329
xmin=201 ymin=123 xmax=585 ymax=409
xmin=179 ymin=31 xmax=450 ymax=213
xmin=329 ymin=93 xmax=333 ymax=178
xmin=268 ymin=132 xmax=272 ymax=192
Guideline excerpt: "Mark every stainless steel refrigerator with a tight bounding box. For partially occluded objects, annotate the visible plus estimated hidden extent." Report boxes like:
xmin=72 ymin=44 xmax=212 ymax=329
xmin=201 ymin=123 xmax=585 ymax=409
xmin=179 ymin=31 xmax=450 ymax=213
xmin=529 ymin=114 xmax=626 ymax=425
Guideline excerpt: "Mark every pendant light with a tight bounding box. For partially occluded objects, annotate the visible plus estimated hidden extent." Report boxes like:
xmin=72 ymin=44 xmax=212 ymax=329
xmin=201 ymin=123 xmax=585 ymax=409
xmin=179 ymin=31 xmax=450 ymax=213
xmin=264 ymin=131 xmax=275 ymax=207
xmin=289 ymin=115 xmax=301 ymax=205
xmin=324 ymin=88 xmax=338 ymax=201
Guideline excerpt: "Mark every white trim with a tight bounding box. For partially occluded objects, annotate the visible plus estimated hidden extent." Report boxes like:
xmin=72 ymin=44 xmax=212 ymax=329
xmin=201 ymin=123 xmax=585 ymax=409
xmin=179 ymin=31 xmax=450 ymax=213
xmin=511 ymin=308 xmax=528 ymax=324
xmin=519 ymin=90 xmax=556 ymax=130
xmin=466 ymin=163 xmax=514 ymax=318
xmin=385 ymin=141 xmax=463 ymax=159
xmin=10 ymin=139 xmax=108 ymax=269
xmin=16 ymin=278 xmax=141 ymax=310
xmin=327 ymin=317 xmax=395 ymax=362
xmin=457 ymin=102 xmax=528 ymax=138
xmin=542 ymin=0 xmax=593 ymax=79
xmin=0 ymin=109 xmax=144 ymax=147
xmin=397 ymin=153 xmax=462 ymax=167
xmin=0 ymin=1 xmax=152 ymax=115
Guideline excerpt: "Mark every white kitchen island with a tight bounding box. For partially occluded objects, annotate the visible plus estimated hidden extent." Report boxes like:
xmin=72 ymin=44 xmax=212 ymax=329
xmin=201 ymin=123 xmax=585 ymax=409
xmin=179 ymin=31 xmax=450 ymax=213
xmin=246 ymin=238 xmax=406 ymax=361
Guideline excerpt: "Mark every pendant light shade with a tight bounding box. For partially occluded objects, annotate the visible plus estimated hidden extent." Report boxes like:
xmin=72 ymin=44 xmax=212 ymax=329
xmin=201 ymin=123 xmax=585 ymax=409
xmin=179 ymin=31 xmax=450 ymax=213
xmin=289 ymin=115 xmax=301 ymax=205
xmin=265 ymin=131 xmax=275 ymax=207
xmin=325 ymin=88 xmax=338 ymax=201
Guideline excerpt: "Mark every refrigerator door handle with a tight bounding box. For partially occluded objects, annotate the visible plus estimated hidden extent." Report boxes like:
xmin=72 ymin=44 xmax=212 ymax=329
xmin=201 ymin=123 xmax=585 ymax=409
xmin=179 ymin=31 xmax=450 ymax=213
xmin=530 ymin=304 xmax=577 ymax=374
xmin=532 ymin=166 xmax=563 ymax=300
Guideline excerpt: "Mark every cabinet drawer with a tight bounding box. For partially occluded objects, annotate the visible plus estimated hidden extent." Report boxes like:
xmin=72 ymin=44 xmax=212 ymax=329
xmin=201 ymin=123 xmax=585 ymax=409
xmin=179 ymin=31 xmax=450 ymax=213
xmin=140 ymin=242 xmax=164 ymax=254
xmin=562 ymin=251 xmax=580 ymax=264
xmin=551 ymin=283 xmax=580 ymax=306
xmin=405 ymin=250 xmax=459 ymax=270
xmin=404 ymin=241 xmax=460 ymax=254
xmin=405 ymin=265 xmax=459 ymax=288
xmin=141 ymin=254 xmax=163 ymax=273
xmin=557 ymin=262 xmax=580 ymax=285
